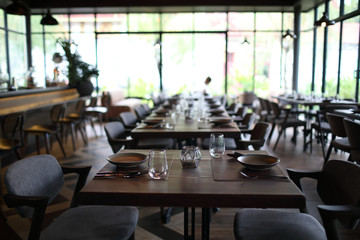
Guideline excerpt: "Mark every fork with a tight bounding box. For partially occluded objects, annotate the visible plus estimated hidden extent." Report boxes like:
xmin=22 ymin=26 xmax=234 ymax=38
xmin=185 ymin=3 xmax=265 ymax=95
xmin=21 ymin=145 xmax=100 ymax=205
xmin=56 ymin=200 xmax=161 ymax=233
xmin=240 ymin=171 xmax=288 ymax=179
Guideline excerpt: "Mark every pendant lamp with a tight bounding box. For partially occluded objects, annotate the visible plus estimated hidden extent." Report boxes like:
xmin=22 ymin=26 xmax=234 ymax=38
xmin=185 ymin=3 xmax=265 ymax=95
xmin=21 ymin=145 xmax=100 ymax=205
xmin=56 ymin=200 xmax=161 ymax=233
xmin=5 ymin=0 xmax=29 ymax=15
xmin=314 ymin=12 xmax=335 ymax=27
xmin=241 ymin=37 xmax=250 ymax=45
xmin=282 ymin=29 xmax=297 ymax=40
xmin=40 ymin=9 xmax=59 ymax=25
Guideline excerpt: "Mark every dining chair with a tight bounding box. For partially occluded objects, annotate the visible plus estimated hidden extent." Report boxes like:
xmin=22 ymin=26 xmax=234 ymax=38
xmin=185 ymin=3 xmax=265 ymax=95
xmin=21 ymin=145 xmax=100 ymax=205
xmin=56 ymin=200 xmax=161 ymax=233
xmin=134 ymin=105 xmax=148 ymax=121
xmin=104 ymin=121 xmax=174 ymax=153
xmin=58 ymin=99 xmax=88 ymax=151
xmin=3 ymin=154 xmax=138 ymax=240
xmin=308 ymin=109 xmax=332 ymax=158
xmin=343 ymin=118 xmax=360 ymax=162
xmin=238 ymin=112 xmax=256 ymax=130
xmin=236 ymin=121 xmax=271 ymax=150
xmin=84 ymin=96 xmax=108 ymax=137
xmin=234 ymin=159 xmax=360 ymax=240
xmin=324 ymin=113 xmax=352 ymax=164
xmin=23 ymin=104 xmax=67 ymax=158
xmin=269 ymin=101 xmax=306 ymax=151
xmin=119 ymin=111 xmax=140 ymax=133
xmin=0 ymin=112 xmax=24 ymax=160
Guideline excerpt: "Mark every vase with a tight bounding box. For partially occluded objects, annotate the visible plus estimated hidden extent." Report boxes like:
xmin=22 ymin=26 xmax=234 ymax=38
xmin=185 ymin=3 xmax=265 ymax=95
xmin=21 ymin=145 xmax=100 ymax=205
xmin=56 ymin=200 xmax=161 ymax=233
xmin=76 ymin=80 xmax=94 ymax=97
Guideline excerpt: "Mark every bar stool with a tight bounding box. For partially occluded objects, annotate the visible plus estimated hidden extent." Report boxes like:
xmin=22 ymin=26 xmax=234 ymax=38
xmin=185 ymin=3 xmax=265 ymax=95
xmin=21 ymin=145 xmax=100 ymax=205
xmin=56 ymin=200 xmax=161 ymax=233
xmin=58 ymin=99 xmax=88 ymax=151
xmin=0 ymin=112 xmax=24 ymax=160
xmin=23 ymin=104 xmax=67 ymax=158
xmin=84 ymin=96 xmax=108 ymax=137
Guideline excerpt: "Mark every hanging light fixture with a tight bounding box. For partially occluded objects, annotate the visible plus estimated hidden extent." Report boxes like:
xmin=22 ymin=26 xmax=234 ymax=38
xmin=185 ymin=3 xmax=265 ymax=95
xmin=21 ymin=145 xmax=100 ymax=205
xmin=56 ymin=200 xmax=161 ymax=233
xmin=282 ymin=29 xmax=297 ymax=40
xmin=40 ymin=9 xmax=59 ymax=25
xmin=241 ymin=37 xmax=250 ymax=45
xmin=5 ymin=0 xmax=29 ymax=15
xmin=314 ymin=12 xmax=335 ymax=28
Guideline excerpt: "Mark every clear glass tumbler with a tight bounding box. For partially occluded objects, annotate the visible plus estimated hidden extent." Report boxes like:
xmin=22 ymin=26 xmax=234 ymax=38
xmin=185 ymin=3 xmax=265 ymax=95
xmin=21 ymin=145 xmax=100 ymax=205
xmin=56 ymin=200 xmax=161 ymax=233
xmin=148 ymin=149 xmax=168 ymax=179
xmin=209 ymin=133 xmax=225 ymax=158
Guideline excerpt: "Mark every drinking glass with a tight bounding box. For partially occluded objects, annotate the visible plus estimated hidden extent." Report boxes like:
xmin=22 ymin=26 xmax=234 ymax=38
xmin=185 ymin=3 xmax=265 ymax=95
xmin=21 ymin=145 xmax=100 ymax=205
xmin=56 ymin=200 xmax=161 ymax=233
xmin=148 ymin=149 xmax=168 ymax=179
xmin=209 ymin=133 xmax=225 ymax=158
xmin=180 ymin=146 xmax=202 ymax=168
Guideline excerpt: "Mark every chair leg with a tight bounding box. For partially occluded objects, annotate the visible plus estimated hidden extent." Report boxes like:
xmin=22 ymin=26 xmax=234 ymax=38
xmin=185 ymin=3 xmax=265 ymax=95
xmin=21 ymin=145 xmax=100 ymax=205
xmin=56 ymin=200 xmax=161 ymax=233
xmin=267 ymin=123 xmax=276 ymax=145
xmin=325 ymin=142 xmax=333 ymax=164
xmin=35 ymin=135 xmax=41 ymax=155
xmin=273 ymin=128 xmax=284 ymax=151
xmin=55 ymin=133 xmax=67 ymax=158
xmin=43 ymin=134 xmax=50 ymax=154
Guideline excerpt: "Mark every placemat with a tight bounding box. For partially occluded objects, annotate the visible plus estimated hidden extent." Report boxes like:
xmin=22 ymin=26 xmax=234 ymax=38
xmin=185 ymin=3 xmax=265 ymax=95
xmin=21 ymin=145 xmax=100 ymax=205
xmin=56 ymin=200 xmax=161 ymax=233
xmin=95 ymin=154 xmax=174 ymax=180
xmin=211 ymin=156 xmax=289 ymax=182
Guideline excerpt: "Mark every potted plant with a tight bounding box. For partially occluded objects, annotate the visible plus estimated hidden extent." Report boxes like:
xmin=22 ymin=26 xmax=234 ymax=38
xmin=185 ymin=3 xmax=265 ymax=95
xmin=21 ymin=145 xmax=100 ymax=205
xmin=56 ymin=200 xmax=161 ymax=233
xmin=57 ymin=38 xmax=99 ymax=96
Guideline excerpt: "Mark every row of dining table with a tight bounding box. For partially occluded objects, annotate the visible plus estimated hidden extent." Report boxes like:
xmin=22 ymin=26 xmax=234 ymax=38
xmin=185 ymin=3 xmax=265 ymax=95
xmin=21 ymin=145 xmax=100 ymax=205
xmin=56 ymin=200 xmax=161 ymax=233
xmin=78 ymin=97 xmax=306 ymax=240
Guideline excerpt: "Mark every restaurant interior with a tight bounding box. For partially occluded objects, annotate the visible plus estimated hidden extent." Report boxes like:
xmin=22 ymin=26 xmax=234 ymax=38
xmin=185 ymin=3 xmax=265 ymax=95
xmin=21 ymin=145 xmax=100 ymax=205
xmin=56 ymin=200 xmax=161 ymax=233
xmin=0 ymin=0 xmax=360 ymax=239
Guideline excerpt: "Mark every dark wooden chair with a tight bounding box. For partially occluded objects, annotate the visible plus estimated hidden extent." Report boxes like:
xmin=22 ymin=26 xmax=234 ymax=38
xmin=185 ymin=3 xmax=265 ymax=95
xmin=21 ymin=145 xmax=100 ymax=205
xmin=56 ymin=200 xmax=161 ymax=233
xmin=24 ymin=104 xmax=67 ymax=158
xmin=104 ymin=121 xmax=174 ymax=153
xmin=0 ymin=112 xmax=24 ymax=160
xmin=269 ymin=101 xmax=306 ymax=150
xmin=3 ymin=154 xmax=138 ymax=240
xmin=343 ymin=118 xmax=360 ymax=162
xmin=324 ymin=113 xmax=352 ymax=164
xmin=234 ymin=159 xmax=360 ymax=240
xmin=237 ymin=121 xmax=271 ymax=150
xmin=58 ymin=99 xmax=88 ymax=151
xmin=84 ymin=96 xmax=108 ymax=137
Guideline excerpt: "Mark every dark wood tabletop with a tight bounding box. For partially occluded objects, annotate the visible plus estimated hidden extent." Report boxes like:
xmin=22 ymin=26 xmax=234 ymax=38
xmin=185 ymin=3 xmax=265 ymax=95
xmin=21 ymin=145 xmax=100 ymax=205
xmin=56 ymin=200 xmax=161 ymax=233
xmin=78 ymin=149 xmax=305 ymax=209
xmin=274 ymin=95 xmax=358 ymax=107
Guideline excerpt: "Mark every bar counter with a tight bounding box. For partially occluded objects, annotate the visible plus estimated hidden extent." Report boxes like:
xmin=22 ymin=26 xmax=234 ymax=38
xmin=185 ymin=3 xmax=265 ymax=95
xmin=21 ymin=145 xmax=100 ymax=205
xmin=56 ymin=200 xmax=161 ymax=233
xmin=0 ymin=87 xmax=79 ymax=116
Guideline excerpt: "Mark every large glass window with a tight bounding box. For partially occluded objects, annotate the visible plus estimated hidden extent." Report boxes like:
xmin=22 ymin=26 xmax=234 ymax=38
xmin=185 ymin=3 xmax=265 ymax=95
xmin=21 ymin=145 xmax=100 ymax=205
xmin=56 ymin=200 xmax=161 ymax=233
xmin=344 ymin=0 xmax=359 ymax=15
xmin=340 ymin=17 xmax=359 ymax=99
xmin=298 ymin=30 xmax=314 ymax=95
xmin=325 ymin=22 xmax=340 ymax=97
xmin=96 ymin=13 xmax=127 ymax=32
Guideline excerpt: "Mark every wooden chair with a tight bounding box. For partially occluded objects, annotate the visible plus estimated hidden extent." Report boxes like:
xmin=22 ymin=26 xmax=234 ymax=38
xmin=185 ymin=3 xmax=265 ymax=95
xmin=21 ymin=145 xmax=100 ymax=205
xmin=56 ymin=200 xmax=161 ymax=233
xmin=58 ymin=99 xmax=88 ymax=151
xmin=343 ymin=118 xmax=360 ymax=162
xmin=324 ymin=113 xmax=352 ymax=164
xmin=3 ymin=154 xmax=138 ymax=240
xmin=84 ymin=96 xmax=108 ymax=137
xmin=104 ymin=121 xmax=174 ymax=153
xmin=234 ymin=159 xmax=360 ymax=240
xmin=0 ymin=113 xmax=24 ymax=160
xmin=269 ymin=101 xmax=306 ymax=150
xmin=24 ymin=104 xmax=67 ymax=158
xmin=237 ymin=121 xmax=271 ymax=150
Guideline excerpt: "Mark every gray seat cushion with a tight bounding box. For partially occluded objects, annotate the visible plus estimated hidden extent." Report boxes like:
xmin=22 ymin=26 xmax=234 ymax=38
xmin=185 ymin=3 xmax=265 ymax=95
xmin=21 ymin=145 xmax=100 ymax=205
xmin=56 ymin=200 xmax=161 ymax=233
xmin=234 ymin=209 xmax=326 ymax=240
xmin=40 ymin=205 xmax=138 ymax=240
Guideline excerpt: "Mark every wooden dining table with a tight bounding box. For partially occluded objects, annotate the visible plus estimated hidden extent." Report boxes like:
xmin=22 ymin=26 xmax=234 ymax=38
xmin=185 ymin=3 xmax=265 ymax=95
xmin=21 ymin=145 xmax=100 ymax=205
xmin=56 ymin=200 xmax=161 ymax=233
xmin=78 ymin=149 xmax=305 ymax=240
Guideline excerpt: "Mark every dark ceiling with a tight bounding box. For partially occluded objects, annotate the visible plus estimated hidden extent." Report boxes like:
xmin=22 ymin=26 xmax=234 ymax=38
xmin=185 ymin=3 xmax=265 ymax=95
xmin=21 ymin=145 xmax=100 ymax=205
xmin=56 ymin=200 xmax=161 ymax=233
xmin=0 ymin=0 xmax=325 ymax=14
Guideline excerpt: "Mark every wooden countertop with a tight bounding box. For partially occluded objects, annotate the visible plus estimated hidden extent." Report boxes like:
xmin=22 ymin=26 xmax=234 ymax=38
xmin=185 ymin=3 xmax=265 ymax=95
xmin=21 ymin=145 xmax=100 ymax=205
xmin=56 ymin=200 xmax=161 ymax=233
xmin=0 ymin=88 xmax=80 ymax=116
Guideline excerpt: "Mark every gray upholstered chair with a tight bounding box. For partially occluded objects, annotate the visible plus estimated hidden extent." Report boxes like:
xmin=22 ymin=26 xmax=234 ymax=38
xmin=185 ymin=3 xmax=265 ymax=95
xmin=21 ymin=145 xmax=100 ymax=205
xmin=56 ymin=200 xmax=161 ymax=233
xmin=3 ymin=154 xmax=138 ymax=240
xmin=119 ymin=111 xmax=140 ymax=133
xmin=233 ymin=159 xmax=360 ymax=240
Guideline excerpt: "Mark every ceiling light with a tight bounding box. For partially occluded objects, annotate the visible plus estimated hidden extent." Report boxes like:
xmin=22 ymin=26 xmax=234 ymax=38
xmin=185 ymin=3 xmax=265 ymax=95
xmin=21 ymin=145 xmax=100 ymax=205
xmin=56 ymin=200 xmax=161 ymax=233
xmin=241 ymin=37 xmax=250 ymax=45
xmin=40 ymin=9 xmax=59 ymax=25
xmin=5 ymin=0 xmax=29 ymax=15
xmin=282 ymin=29 xmax=297 ymax=40
xmin=314 ymin=12 xmax=335 ymax=28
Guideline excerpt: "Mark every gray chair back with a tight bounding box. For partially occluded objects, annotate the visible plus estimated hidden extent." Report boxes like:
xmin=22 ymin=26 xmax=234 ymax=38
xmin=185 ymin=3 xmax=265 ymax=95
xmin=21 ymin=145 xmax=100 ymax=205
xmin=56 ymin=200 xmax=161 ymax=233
xmin=120 ymin=111 xmax=138 ymax=128
xmin=4 ymin=154 xmax=64 ymax=218
xmin=343 ymin=118 xmax=360 ymax=149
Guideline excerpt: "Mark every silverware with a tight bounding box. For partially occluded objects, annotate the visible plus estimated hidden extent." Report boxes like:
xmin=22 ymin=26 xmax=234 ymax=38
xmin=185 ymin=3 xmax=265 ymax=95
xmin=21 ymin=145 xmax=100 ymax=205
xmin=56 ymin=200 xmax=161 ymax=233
xmin=240 ymin=171 xmax=288 ymax=179
xmin=226 ymin=152 xmax=244 ymax=158
xmin=95 ymin=171 xmax=140 ymax=178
